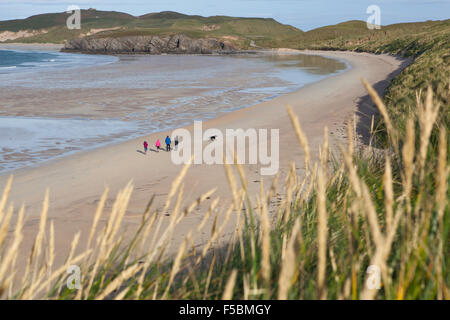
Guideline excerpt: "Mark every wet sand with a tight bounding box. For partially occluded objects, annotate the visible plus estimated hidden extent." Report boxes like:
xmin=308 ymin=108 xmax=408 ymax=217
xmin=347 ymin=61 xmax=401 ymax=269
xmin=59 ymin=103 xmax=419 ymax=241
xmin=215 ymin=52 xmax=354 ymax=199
xmin=0 ymin=52 xmax=347 ymax=172
xmin=0 ymin=43 xmax=64 ymax=51
xmin=0 ymin=50 xmax=410 ymax=280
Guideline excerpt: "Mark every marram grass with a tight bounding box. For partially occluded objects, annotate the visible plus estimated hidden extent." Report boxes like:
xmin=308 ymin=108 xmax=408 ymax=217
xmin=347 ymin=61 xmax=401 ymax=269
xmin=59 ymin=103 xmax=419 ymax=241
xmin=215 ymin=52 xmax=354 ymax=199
xmin=0 ymin=80 xmax=447 ymax=300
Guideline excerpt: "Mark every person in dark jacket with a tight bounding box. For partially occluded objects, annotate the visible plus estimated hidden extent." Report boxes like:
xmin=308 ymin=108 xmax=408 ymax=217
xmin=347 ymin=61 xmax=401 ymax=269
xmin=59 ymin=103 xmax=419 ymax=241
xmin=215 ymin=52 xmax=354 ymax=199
xmin=165 ymin=135 xmax=171 ymax=151
xmin=174 ymin=136 xmax=179 ymax=151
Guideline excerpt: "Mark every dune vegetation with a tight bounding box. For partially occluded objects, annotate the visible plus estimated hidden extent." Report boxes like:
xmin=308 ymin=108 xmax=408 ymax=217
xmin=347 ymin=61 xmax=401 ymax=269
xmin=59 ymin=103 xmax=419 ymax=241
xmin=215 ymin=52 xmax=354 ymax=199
xmin=296 ymin=19 xmax=450 ymax=145
xmin=0 ymin=78 xmax=447 ymax=299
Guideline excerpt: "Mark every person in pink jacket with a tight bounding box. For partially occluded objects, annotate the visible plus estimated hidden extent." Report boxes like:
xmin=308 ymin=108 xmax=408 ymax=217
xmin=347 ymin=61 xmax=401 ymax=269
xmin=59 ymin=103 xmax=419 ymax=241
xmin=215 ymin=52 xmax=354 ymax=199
xmin=143 ymin=141 xmax=148 ymax=154
xmin=155 ymin=139 xmax=161 ymax=150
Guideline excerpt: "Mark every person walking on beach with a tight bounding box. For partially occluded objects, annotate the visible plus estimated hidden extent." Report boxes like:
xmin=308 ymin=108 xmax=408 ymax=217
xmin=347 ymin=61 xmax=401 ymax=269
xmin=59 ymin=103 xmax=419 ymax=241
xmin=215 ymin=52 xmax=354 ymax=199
xmin=165 ymin=135 xmax=171 ymax=151
xmin=174 ymin=136 xmax=179 ymax=151
xmin=155 ymin=139 xmax=161 ymax=150
xmin=143 ymin=141 xmax=148 ymax=154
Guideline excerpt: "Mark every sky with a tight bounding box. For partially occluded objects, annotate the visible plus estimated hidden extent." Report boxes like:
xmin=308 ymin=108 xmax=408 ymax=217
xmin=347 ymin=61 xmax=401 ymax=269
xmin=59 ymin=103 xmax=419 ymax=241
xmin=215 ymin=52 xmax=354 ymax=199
xmin=1 ymin=0 xmax=449 ymax=30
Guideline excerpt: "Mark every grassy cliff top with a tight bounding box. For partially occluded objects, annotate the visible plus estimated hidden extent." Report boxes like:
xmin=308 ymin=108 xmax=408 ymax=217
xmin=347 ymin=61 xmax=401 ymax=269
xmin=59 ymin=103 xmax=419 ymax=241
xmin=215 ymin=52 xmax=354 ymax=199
xmin=1 ymin=9 xmax=448 ymax=52
xmin=0 ymin=9 xmax=301 ymax=47
xmin=294 ymin=19 xmax=450 ymax=55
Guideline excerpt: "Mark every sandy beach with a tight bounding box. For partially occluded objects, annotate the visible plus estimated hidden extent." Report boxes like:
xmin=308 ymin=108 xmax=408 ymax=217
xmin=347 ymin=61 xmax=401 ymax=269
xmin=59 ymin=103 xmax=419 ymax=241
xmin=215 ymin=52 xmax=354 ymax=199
xmin=0 ymin=43 xmax=64 ymax=51
xmin=0 ymin=50 xmax=411 ymax=276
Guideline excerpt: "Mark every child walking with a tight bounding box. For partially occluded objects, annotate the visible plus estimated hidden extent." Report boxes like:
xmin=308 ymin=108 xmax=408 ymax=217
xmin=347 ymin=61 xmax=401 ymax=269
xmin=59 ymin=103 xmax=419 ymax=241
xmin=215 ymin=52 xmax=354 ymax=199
xmin=143 ymin=141 xmax=148 ymax=154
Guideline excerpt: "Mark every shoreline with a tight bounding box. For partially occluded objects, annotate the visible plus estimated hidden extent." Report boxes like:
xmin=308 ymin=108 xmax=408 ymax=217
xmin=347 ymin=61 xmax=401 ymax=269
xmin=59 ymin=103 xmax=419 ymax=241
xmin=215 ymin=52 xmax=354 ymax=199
xmin=0 ymin=49 xmax=349 ymax=174
xmin=0 ymin=42 xmax=64 ymax=51
xmin=0 ymin=50 xmax=411 ymax=278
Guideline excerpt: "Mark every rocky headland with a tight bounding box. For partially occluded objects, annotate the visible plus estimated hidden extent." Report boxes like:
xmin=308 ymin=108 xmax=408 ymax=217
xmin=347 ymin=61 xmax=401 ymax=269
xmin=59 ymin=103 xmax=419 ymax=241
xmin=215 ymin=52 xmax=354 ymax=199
xmin=62 ymin=34 xmax=238 ymax=54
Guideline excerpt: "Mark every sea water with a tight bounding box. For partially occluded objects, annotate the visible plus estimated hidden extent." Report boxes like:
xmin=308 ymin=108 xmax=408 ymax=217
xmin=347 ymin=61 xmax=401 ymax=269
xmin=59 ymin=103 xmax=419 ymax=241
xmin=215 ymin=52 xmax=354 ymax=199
xmin=0 ymin=49 xmax=118 ymax=73
xmin=0 ymin=50 xmax=349 ymax=173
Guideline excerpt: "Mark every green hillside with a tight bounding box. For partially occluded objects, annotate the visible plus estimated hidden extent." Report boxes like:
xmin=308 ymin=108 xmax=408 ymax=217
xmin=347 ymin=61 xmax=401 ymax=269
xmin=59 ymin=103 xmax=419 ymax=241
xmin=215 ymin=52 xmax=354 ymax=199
xmin=0 ymin=9 xmax=302 ymax=48
xmin=0 ymin=10 xmax=134 ymax=32
xmin=294 ymin=19 xmax=450 ymax=55
xmin=294 ymin=19 xmax=450 ymax=143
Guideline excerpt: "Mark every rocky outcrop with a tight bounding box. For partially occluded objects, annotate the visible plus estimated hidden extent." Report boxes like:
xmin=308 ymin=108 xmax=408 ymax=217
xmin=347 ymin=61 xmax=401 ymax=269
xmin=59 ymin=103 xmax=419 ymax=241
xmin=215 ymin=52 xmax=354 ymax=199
xmin=62 ymin=34 xmax=237 ymax=54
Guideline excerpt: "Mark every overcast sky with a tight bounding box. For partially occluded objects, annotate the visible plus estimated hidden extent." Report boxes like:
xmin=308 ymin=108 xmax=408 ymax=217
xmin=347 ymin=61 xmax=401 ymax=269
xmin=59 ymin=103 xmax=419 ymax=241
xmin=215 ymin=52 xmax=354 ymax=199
xmin=1 ymin=0 xmax=449 ymax=30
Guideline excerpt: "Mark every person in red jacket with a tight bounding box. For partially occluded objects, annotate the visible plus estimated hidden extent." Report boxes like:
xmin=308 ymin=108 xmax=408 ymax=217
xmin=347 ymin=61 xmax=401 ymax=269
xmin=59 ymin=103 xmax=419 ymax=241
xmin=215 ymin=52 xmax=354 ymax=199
xmin=143 ymin=141 xmax=148 ymax=154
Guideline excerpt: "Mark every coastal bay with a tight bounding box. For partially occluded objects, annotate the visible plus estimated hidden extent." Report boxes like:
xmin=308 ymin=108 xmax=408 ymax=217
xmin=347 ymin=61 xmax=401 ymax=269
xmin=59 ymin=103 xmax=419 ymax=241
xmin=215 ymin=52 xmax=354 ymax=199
xmin=0 ymin=49 xmax=409 ymax=279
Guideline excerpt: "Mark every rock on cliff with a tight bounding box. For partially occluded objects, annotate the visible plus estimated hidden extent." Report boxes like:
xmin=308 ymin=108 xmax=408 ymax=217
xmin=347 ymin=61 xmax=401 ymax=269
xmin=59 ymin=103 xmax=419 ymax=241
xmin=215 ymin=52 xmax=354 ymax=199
xmin=62 ymin=34 xmax=237 ymax=54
